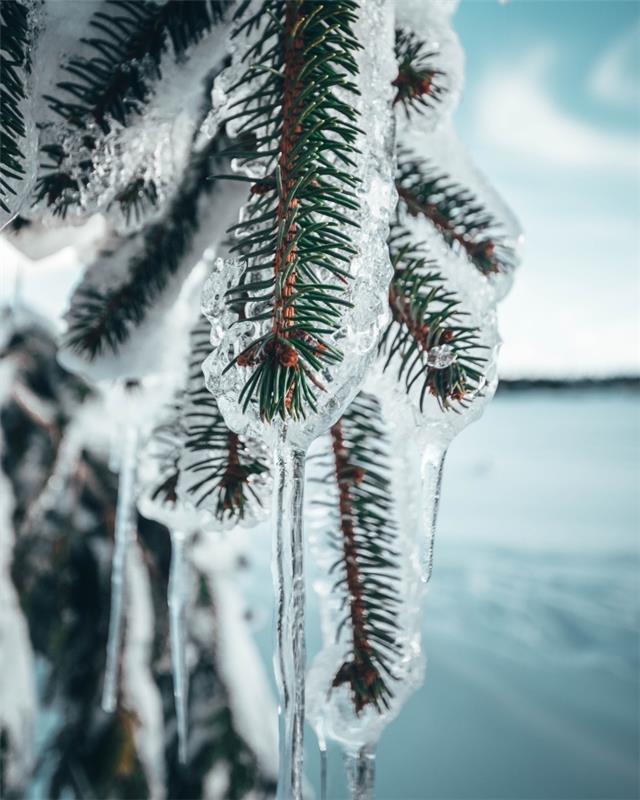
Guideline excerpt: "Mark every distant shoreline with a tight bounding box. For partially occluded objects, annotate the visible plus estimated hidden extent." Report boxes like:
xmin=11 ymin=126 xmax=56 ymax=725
xmin=497 ymin=377 xmax=640 ymax=393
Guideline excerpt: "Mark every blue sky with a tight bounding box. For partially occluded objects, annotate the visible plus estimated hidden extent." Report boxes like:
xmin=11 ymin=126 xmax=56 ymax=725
xmin=452 ymin=0 xmax=640 ymax=376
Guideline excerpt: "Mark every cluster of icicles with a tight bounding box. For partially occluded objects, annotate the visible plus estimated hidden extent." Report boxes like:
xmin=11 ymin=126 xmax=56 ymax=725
xmin=2 ymin=1 xmax=522 ymax=798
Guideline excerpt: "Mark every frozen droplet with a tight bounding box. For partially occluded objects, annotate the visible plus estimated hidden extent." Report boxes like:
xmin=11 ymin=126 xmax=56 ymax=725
xmin=426 ymin=344 xmax=456 ymax=369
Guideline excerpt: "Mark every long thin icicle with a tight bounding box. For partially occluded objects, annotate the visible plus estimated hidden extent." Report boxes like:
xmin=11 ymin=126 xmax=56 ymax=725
xmin=168 ymin=529 xmax=189 ymax=765
xmin=318 ymin=729 xmax=328 ymax=800
xmin=420 ymin=444 xmax=447 ymax=583
xmin=345 ymin=746 xmax=376 ymax=800
xmin=102 ymin=423 xmax=139 ymax=712
xmin=272 ymin=431 xmax=306 ymax=800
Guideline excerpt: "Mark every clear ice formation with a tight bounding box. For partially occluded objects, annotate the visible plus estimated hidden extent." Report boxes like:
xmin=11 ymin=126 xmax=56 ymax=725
xmin=168 ymin=529 xmax=189 ymax=765
xmin=272 ymin=436 xmax=307 ymax=800
xmin=345 ymin=746 xmax=377 ymax=800
xmin=395 ymin=0 xmax=465 ymax=135
xmin=175 ymin=310 xmax=272 ymax=530
xmin=305 ymin=389 xmax=426 ymax=755
xmin=25 ymin=3 xmax=230 ymax=233
xmin=102 ymin=422 xmax=139 ymax=713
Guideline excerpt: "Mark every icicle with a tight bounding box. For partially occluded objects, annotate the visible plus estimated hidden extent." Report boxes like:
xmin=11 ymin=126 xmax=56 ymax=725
xmin=102 ymin=423 xmax=139 ymax=713
xmin=271 ymin=431 xmax=306 ymax=800
xmin=22 ymin=420 xmax=82 ymax=534
xmin=168 ymin=529 xmax=189 ymax=765
xmin=420 ymin=444 xmax=447 ymax=583
xmin=345 ymin=746 xmax=376 ymax=800
xmin=317 ymin=726 xmax=328 ymax=800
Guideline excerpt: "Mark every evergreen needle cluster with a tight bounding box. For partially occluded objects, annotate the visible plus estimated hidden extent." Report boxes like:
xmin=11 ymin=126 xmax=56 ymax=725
xmin=64 ymin=133 xmax=227 ymax=359
xmin=396 ymin=146 xmax=515 ymax=275
xmin=0 ymin=1 xmax=32 ymax=214
xmin=315 ymin=391 xmax=402 ymax=714
xmin=35 ymin=0 xmax=228 ymax=218
xmin=393 ymin=27 xmax=446 ymax=117
xmin=220 ymin=0 xmax=362 ymax=422
xmin=380 ymin=224 xmax=486 ymax=410
xmin=180 ymin=315 xmax=270 ymax=522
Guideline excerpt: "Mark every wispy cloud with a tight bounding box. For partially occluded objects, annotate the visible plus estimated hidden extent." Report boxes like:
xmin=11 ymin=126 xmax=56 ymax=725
xmin=473 ymin=47 xmax=639 ymax=172
xmin=589 ymin=21 xmax=640 ymax=108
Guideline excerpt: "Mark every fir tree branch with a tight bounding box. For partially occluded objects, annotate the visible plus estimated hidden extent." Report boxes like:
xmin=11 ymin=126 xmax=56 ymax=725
xmin=34 ymin=0 xmax=230 ymax=217
xmin=63 ymin=134 xmax=227 ymax=359
xmin=317 ymin=391 xmax=401 ymax=714
xmin=221 ymin=0 xmax=362 ymax=422
xmin=0 ymin=0 xmax=33 ymax=214
xmin=379 ymin=224 xmax=486 ymax=410
xmin=393 ymin=27 xmax=446 ymax=118
xmin=396 ymin=146 xmax=515 ymax=275
xmin=180 ymin=315 xmax=270 ymax=522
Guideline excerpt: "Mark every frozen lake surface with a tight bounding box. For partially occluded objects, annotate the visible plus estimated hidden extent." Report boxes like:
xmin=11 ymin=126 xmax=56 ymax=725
xmin=242 ymin=390 xmax=639 ymax=799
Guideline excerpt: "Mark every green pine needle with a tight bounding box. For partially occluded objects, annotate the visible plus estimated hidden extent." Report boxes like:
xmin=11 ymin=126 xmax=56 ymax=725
xmin=396 ymin=146 xmax=515 ymax=276
xmin=220 ymin=0 xmax=362 ymax=423
xmin=0 ymin=0 xmax=33 ymax=214
xmin=63 ymin=134 xmax=227 ymax=359
xmin=379 ymin=224 xmax=486 ymax=410
xmin=393 ymin=27 xmax=446 ymax=118
xmin=34 ymin=0 xmax=229 ymax=218
xmin=180 ymin=315 xmax=270 ymax=523
xmin=314 ymin=391 xmax=401 ymax=715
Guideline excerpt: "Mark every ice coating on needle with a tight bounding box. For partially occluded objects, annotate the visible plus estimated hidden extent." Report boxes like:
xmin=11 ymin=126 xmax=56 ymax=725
xmin=137 ymin=396 xmax=205 ymax=532
xmin=305 ymin=393 xmax=427 ymax=753
xmin=0 ymin=1 xmax=40 ymax=230
xmin=394 ymin=0 xmax=464 ymax=133
xmin=176 ymin=309 xmax=272 ymax=529
xmin=400 ymin=124 xmax=524 ymax=301
xmin=201 ymin=0 xmax=397 ymax=450
xmin=26 ymin=6 xmax=230 ymax=232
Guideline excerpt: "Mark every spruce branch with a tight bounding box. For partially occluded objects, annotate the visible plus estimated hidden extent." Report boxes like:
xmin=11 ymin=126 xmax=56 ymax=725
xmin=180 ymin=315 xmax=270 ymax=522
xmin=393 ymin=28 xmax=446 ymax=118
xmin=0 ymin=0 xmax=33 ymax=214
xmin=63 ymin=134 xmax=227 ymax=359
xmin=396 ymin=146 xmax=515 ymax=275
xmin=317 ymin=391 xmax=401 ymax=714
xmin=379 ymin=224 xmax=486 ymax=410
xmin=220 ymin=0 xmax=362 ymax=422
xmin=34 ymin=0 xmax=229 ymax=217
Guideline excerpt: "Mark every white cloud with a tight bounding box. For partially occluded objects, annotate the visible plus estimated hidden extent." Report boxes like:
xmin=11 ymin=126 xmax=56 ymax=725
xmin=474 ymin=47 xmax=640 ymax=171
xmin=589 ymin=21 xmax=640 ymax=108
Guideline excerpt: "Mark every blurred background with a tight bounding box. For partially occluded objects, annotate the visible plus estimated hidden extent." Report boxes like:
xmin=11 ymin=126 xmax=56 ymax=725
xmin=1 ymin=1 xmax=638 ymax=799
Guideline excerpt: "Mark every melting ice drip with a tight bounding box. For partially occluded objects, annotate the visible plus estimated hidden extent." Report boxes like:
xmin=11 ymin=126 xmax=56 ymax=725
xmin=102 ymin=423 xmax=139 ymax=713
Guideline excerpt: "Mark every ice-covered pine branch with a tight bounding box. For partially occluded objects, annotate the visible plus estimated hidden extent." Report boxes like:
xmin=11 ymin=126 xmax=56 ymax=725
xmin=0 ymin=1 xmax=36 ymax=219
xmin=380 ymin=224 xmax=486 ymax=411
xmin=318 ymin=391 xmax=402 ymax=715
xmin=214 ymin=0 xmax=363 ymax=422
xmin=393 ymin=27 xmax=447 ymax=117
xmin=178 ymin=315 xmax=270 ymax=523
xmin=62 ymin=133 xmax=230 ymax=359
xmin=396 ymin=146 xmax=516 ymax=276
xmin=35 ymin=0 xmax=230 ymax=220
